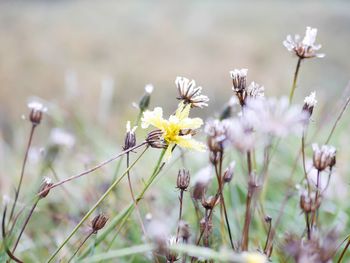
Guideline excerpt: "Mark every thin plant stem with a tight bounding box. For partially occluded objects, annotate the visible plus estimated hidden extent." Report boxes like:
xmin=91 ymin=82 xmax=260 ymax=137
xmin=241 ymin=150 xmax=253 ymax=251
xmin=301 ymin=130 xmax=311 ymax=194
xmin=305 ymin=212 xmax=311 ymax=240
xmin=215 ymin=157 xmax=234 ymax=250
xmin=176 ymin=190 xmax=184 ymax=243
xmin=126 ymin=152 xmax=147 ymax=238
xmin=325 ymin=96 xmax=350 ymax=144
xmin=103 ymin=149 xmax=166 ymax=252
xmin=38 ymin=142 xmax=146 ymax=197
xmin=312 ymin=170 xmax=321 ymax=229
xmin=289 ymin=57 xmax=302 ymax=104
xmin=46 ymin=146 xmax=148 ymax=263
xmin=263 ymin=218 xmax=272 ymax=253
xmin=337 ymin=235 xmax=350 ymax=263
xmin=2 ymin=205 xmax=23 ymax=263
xmin=9 ymin=124 xmax=36 ymax=222
xmin=68 ymin=231 xmax=94 ymax=263
xmin=12 ymin=198 xmax=39 ymax=253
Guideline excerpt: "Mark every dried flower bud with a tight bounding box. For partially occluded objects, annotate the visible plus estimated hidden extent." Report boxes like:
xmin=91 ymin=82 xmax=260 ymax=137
xmin=146 ymin=130 xmax=167 ymax=149
xmin=138 ymin=84 xmax=153 ymax=112
xmin=264 ymin=215 xmax=272 ymax=223
xmin=303 ymin=91 xmax=317 ymax=117
xmin=175 ymin=76 xmax=209 ymax=108
xmin=201 ymin=195 xmax=217 ymax=210
xmin=300 ymin=194 xmax=312 ymax=213
xmin=38 ymin=177 xmax=53 ymax=199
xmin=199 ymin=217 xmax=213 ymax=234
xmin=91 ymin=213 xmax=108 ymax=233
xmin=312 ymin=143 xmax=336 ymax=171
xmin=177 ymin=169 xmax=190 ymax=191
xmin=178 ymin=221 xmax=191 ymax=243
xmin=223 ymin=161 xmax=235 ymax=183
xmin=28 ymin=101 xmax=47 ymax=125
xmin=123 ymin=121 xmax=137 ymax=150
xmin=165 ymin=236 xmax=179 ymax=262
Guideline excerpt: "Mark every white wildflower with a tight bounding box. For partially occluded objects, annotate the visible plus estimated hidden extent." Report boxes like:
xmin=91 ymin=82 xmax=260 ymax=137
xmin=49 ymin=128 xmax=75 ymax=148
xmin=175 ymin=76 xmax=209 ymax=108
xmin=283 ymin=26 xmax=324 ymax=59
xmin=145 ymin=84 xmax=154 ymax=94
xmin=304 ymin=91 xmax=317 ymax=108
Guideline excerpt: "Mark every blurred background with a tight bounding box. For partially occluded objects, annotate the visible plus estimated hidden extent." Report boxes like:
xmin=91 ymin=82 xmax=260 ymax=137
xmin=0 ymin=1 xmax=350 ymax=124
xmin=0 ymin=1 xmax=350 ymax=261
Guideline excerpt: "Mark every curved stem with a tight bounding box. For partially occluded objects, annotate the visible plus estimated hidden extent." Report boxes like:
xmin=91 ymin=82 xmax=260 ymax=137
xmin=337 ymin=236 xmax=350 ymax=263
xmin=126 ymin=152 xmax=147 ymax=237
xmin=289 ymin=58 xmax=302 ymax=104
xmin=9 ymin=125 xmax=36 ymax=222
xmin=46 ymin=146 xmax=148 ymax=263
xmin=12 ymin=198 xmax=39 ymax=253
xmin=68 ymin=231 xmax=94 ymax=263
xmin=38 ymin=142 xmax=146 ymax=197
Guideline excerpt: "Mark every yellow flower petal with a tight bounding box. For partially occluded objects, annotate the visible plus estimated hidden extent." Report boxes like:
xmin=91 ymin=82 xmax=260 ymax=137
xmin=141 ymin=107 xmax=166 ymax=129
xmin=178 ymin=117 xmax=203 ymax=130
xmin=175 ymin=102 xmax=191 ymax=121
xmin=175 ymin=135 xmax=206 ymax=152
xmin=164 ymin=143 xmax=175 ymax=161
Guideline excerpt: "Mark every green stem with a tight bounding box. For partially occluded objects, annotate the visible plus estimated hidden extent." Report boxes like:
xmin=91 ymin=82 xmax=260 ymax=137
xmin=46 ymin=146 xmax=149 ymax=263
xmin=105 ymin=149 xmax=166 ymax=250
xmin=289 ymin=57 xmax=302 ymax=104
xmin=79 ymin=148 xmax=166 ymax=259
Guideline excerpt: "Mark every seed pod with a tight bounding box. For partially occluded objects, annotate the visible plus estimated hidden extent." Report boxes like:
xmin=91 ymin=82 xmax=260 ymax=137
xmin=177 ymin=169 xmax=190 ymax=191
xmin=123 ymin=121 xmax=137 ymax=150
xmin=91 ymin=213 xmax=108 ymax=233
xmin=146 ymin=130 xmax=167 ymax=149
xmin=38 ymin=177 xmax=53 ymax=199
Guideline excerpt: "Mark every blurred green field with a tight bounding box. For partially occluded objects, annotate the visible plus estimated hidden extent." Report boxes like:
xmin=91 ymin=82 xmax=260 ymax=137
xmin=0 ymin=1 xmax=350 ymax=262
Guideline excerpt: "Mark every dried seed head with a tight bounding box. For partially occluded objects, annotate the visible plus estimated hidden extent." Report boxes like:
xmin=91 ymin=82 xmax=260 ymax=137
xmin=283 ymin=26 xmax=324 ymax=59
xmin=28 ymin=101 xmax=47 ymax=125
xmin=223 ymin=161 xmax=235 ymax=183
xmin=246 ymin=81 xmax=265 ymax=99
xmin=312 ymin=143 xmax=336 ymax=171
xmin=165 ymin=236 xmax=179 ymax=262
xmin=199 ymin=217 xmax=213 ymax=234
xmin=177 ymin=169 xmax=190 ymax=191
xmin=91 ymin=213 xmax=108 ymax=233
xmin=123 ymin=121 xmax=137 ymax=150
xmin=205 ymin=119 xmax=230 ymax=154
xmin=201 ymin=195 xmax=217 ymax=210
xmin=38 ymin=177 xmax=53 ymax=199
xmin=178 ymin=221 xmax=191 ymax=243
xmin=175 ymin=76 xmax=209 ymax=108
xmin=191 ymin=166 xmax=213 ymax=200
xmin=146 ymin=129 xmax=167 ymax=149
xmin=300 ymin=194 xmax=312 ymax=213
xmin=230 ymin=68 xmax=248 ymax=106
xmin=303 ymin=91 xmax=317 ymax=117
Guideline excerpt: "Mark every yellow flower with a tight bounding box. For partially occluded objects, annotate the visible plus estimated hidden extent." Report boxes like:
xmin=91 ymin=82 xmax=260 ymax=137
xmin=141 ymin=102 xmax=206 ymax=160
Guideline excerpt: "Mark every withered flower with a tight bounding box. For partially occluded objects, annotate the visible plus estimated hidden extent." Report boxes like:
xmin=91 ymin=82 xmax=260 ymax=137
xmin=38 ymin=177 xmax=53 ymax=199
xmin=312 ymin=144 xmax=336 ymax=171
xmin=175 ymin=76 xmax=209 ymax=108
xmin=283 ymin=26 xmax=325 ymax=59
xmin=176 ymin=169 xmax=190 ymax=191
xmin=303 ymin=91 xmax=317 ymax=117
xmin=123 ymin=121 xmax=137 ymax=150
xmin=28 ymin=101 xmax=47 ymax=125
xmin=91 ymin=213 xmax=108 ymax=233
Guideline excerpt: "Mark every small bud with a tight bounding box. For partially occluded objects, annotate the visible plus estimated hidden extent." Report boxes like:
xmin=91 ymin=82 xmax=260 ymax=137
xmin=178 ymin=221 xmax=191 ymax=243
xmin=300 ymin=194 xmax=312 ymax=213
xmin=303 ymin=91 xmax=317 ymax=117
xmin=264 ymin=215 xmax=272 ymax=223
xmin=199 ymin=217 xmax=213 ymax=234
xmin=176 ymin=169 xmax=190 ymax=191
xmin=38 ymin=177 xmax=53 ymax=199
xmin=138 ymin=84 xmax=153 ymax=112
xmin=223 ymin=161 xmax=235 ymax=183
xmin=201 ymin=195 xmax=217 ymax=210
xmin=312 ymin=143 xmax=336 ymax=171
xmin=146 ymin=130 xmax=167 ymax=149
xmin=91 ymin=213 xmax=108 ymax=233
xmin=28 ymin=101 xmax=47 ymax=125
xmin=123 ymin=121 xmax=137 ymax=150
